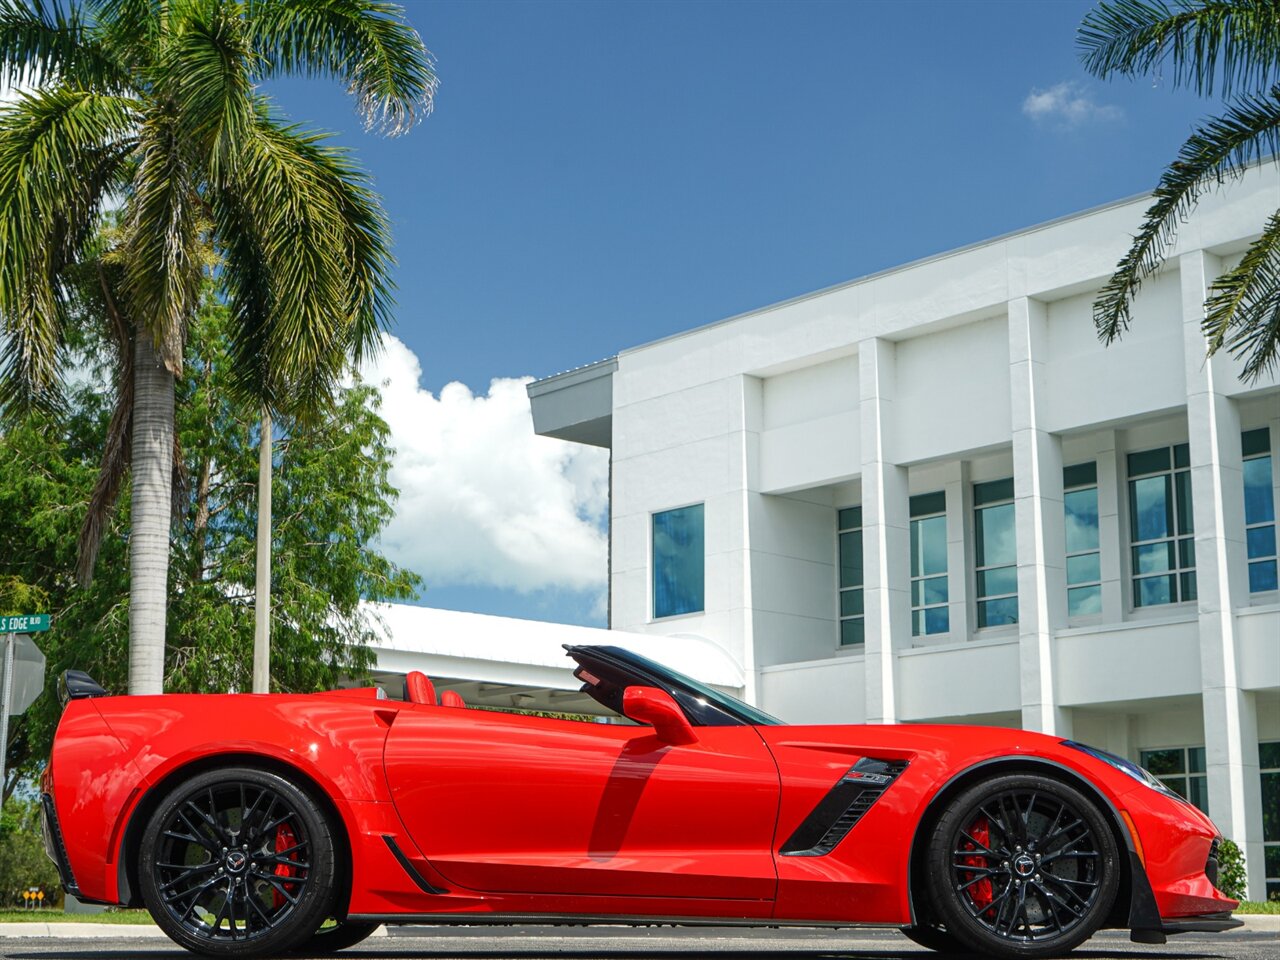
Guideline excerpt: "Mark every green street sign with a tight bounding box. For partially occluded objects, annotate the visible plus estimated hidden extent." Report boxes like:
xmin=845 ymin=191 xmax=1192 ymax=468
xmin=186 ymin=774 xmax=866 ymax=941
xmin=0 ymin=614 xmax=50 ymax=634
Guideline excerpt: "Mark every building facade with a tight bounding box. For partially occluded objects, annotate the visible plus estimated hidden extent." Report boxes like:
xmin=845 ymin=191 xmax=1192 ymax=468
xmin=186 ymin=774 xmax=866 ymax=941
xmin=528 ymin=165 xmax=1280 ymax=900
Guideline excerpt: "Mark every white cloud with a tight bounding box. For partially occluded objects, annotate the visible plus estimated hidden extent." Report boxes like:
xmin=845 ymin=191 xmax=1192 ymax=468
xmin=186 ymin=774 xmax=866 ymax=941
xmin=358 ymin=335 xmax=609 ymax=599
xmin=1022 ymin=81 xmax=1122 ymax=127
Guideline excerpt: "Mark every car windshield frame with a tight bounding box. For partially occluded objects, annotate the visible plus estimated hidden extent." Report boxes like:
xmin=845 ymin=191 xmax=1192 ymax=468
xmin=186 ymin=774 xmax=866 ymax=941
xmin=564 ymin=644 xmax=784 ymax=727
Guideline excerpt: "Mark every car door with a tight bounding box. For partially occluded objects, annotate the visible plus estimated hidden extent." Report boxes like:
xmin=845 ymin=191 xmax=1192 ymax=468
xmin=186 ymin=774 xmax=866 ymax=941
xmin=383 ymin=703 xmax=779 ymax=901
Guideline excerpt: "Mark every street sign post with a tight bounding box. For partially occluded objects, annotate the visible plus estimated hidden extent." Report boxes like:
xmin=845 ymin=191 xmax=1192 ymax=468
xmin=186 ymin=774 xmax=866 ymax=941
xmin=0 ymin=615 xmax=49 ymax=810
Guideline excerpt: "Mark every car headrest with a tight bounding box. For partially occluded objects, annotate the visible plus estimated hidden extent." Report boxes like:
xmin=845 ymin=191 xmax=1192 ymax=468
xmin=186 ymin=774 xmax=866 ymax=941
xmin=440 ymin=689 xmax=465 ymax=708
xmin=405 ymin=671 xmax=436 ymax=705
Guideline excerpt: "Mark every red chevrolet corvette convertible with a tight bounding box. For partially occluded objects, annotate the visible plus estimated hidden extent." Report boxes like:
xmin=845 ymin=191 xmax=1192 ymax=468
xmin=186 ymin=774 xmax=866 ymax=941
xmin=43 ymin=644 xmax=1239 ymax=958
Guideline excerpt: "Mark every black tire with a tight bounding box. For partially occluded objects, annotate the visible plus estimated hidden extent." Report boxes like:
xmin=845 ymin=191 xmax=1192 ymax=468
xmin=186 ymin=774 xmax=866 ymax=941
xmin=924 ymin=774 xmax=1119 ymax=959
xmin=295 ymin=919 xmax=380 ymax=954
xmin=139 ymin=766 xmax=337 ymax=958
xmin=901 ymin=921 xmax=974 ymax=954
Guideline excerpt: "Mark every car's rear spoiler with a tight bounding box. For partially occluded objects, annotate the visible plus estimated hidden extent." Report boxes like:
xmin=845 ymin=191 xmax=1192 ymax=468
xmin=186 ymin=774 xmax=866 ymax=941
xmin=58 ymin=670 xmax=107 ymax=707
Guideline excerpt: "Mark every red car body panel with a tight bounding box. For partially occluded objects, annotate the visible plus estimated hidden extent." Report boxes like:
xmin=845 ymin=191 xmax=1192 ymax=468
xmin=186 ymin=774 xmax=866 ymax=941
xmin=383 ymin=704 xmax=779 ymax=900
xmin=44 ymin=679 xmax=1238 ymax=933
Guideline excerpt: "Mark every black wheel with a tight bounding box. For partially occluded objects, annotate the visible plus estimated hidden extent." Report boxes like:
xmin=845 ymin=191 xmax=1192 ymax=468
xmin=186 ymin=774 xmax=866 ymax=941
xmin=901 ymin=921 xmax=974 ymax=953
xmin=139 ymin=767 xmax=337 ymax=958
xmin=925 ymin=774 xmax=1119 ymax=959
xmin=295 ymin=919 xmax=380 ymax=954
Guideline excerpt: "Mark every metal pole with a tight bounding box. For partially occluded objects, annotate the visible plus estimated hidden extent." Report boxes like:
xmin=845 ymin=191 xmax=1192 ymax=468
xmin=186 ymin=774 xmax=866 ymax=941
xmin=252 ymin=408 xmax=273 ymax=694
xmin=0 ymin=632 xmax=14 ymax=809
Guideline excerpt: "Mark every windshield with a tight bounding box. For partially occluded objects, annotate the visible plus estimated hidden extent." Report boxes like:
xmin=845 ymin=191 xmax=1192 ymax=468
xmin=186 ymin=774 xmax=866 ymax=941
xmin=565 ymin=644 xmax=784 ymax=727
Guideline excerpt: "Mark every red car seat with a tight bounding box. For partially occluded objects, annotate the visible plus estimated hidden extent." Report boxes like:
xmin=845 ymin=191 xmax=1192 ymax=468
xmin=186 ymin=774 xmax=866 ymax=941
xmin=405 ymin=671 xmax=436 ymax=705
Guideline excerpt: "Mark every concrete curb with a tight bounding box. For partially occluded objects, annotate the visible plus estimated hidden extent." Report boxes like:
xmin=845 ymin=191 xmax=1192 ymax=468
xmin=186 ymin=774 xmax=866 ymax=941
xmin=0 ymin=917 xmax=1276 ymax=938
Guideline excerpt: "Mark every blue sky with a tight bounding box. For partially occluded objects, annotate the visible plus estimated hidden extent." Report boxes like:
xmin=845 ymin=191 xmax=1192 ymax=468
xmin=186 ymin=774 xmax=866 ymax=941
xmin=271 ymin=0 xmax=1213 ymax=627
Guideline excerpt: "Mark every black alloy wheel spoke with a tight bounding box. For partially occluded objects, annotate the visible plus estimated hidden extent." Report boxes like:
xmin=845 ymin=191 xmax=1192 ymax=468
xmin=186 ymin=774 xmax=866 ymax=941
xmin=956 ymin=830 xmax=1000 ymax=859
xmin=1020 ymin=792 xmax=1037 ymax=835
xmin=260 ymin=854 xmax=311 ymax=869
xmin=175 ymin=809 xmax=220 ymax=852
xmin=1039 ymin=871 xmax=1096 ymax=911
xmin=1000 ymin=795 xmax=1025 ymax=847
xmin=1041 ymin=849 xmax=1098 ymax=864
xmin=951 ymin=789 xmax=1101 ymax=943
xmin=162 ymin=828 xmax=214 ymax=851
xmin=257 ymin=810 xmax=294 ymax=838
xmin=155 ymin=780 xmax=310 ymax=942
xmin=176 ymin=876 xmax=223 ymax=922
xmin=1033 ymin=884 xmax=1066 ymax=932
xmin=245 ymin=889 xmax=273 ymax=930
xmin=956 ymin=872 xmax=996 ymax=893
xmin=1039 ymin=817 xmax=1085 ymax=854
xmin=164 ymin=872 xmax=222 ymax=907
xmin=252 ymin=872 xmax=299 ymax=905
xmin=159 ymin=862 xmax=218 ymax=893
xmin=241 ymin=789 xmax=270 ymax=838
xmin=967 ymin=881 xmax=1013 ymax=919
xmin=977 ymin=805 xmax=1007 ymax=847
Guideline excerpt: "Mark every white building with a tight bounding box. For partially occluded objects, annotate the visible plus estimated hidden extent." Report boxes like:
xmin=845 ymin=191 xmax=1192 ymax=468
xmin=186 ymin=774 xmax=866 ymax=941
xmin=527 ymin=165 xmax=1280 ymax=901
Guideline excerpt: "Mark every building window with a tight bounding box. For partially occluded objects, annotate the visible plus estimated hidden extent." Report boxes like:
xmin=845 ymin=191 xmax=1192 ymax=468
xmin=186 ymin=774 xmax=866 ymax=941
xmin=837 ymin=507 xmax=864 ymax=647
xmin=910 ymin=492 xmax=948 ymax=636
xmin=974 ymin=478 xmax=1018 ymax=627
xmin=1128 ymin=443 xmax=1196 ymax=607
xmin=1064 ymin=462 xmax=1102 ymax=617
xmin=1243 ymin=428 xmax=1277 ymax=594
xmin=1140 ymin=746 xmax=1209 ymax=814
xmin=652 ymin=504 xmax=704 ymax=619
xmin=1261 ymin=740 xmax=1280 ymax=901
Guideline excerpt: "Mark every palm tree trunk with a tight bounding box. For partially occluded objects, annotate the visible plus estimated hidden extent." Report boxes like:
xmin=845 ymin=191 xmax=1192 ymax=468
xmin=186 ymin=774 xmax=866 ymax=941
xmin=128 ymin=334 xmax=175 ymax=695
xmin=252 ymin=408 xmax=272 ymax=694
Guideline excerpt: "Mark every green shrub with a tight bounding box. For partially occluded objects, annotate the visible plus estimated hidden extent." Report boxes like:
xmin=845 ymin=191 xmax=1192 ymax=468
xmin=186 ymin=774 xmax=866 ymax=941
xmin=1217 ymin=838 xmax=1248 ymax=901
xmin=0 ymin=796 xmax=61 ymax=908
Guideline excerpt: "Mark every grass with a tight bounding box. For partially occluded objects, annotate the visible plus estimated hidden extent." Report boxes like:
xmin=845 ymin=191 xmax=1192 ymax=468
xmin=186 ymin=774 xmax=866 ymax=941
xmin=1235 ymin=900 xmax=1280 ymax=914
xmin=0 ymin=908 xmax=154 ymax=924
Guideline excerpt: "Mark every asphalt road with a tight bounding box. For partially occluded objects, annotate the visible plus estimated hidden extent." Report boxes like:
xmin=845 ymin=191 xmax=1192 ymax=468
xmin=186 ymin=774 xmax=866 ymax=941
xmin=0 ymin=927 xmax=1275 ymax=960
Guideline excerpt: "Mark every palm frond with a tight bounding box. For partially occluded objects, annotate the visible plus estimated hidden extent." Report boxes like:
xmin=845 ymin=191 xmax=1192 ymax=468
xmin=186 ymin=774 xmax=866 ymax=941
xmin=0 ymin=0 xmax=128 ymax=90
xmin=75 ymin=255 xmax=135 ymax=585
xmin=159 ymin=0 xmax=256 ymax=175
xmin=89 ymin=0 xmax=164 ymax=77
xmin=214 ymin=108 xmax=393 ymax=417
xmin=120 ymin=114 xmax=204 ymax=376
xmin=1093 ymin=85 xmax=1280 ymax=343
xmin=0 ymin=86 xmax=137 ymax=419
xmin=248 ymin=0 xmax=436 ymax=135
xmin=1203 ymin=207 xmax=1280 ymax=379
xmin=1079 ymin=0 xmax=1280 ymax=97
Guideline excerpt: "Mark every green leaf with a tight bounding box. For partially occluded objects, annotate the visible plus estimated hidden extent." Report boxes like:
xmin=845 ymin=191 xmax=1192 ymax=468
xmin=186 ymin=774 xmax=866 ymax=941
xmin=1079 ymin=0 xmax=1280 ymax=98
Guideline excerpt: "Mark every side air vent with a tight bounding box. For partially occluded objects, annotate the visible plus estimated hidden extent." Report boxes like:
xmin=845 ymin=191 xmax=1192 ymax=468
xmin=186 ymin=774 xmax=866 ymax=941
xmin=780 ymin=757 xmax=909 ymax=857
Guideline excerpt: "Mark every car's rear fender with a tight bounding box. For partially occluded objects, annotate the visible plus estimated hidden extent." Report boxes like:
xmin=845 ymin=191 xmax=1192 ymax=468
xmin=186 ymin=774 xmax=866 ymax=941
xmin=112 ymin=751 xmax=360 ymax=909
xmin=66 ymin=694 xmax=400 ymax=905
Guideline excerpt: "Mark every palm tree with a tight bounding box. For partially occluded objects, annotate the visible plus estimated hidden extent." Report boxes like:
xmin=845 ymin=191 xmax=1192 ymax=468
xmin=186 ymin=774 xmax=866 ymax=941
xmin=1078 ymin=0 xmax=1280 ymax=380
xmin=0 ymin=0 xmax=435 ymax=694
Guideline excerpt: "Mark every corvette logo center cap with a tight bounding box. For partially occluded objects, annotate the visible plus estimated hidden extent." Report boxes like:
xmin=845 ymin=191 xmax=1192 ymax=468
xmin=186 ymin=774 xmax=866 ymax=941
xmin=1014 ymin=854 xmax=1035 ymax=877
xmin=225 ymin=851 xmax=248 ymax=873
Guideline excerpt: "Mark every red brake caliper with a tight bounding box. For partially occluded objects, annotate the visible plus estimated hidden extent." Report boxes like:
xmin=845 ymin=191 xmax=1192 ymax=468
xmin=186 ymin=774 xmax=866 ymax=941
xmin=960 ymin=816 xmax=994 ymax=914
xmin=271 ymin=824 xmax=300 ymax=910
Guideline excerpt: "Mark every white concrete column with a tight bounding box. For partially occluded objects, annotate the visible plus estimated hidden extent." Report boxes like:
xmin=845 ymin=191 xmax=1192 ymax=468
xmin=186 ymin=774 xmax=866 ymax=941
xmin=945 ymin=461 xmax=970 ymax=641
xmin=1181 ymin=249 xmax=1266 ymax=899
xmin=1095 ymin=432 xmax=1125 ymax=624
xmin=738 ymin=375 xmax=763 ymax=706
xmin=860 ymin=338 xmax=909 ymax=723
xmin=1009 ymin=297 xmax=1070 ymax=735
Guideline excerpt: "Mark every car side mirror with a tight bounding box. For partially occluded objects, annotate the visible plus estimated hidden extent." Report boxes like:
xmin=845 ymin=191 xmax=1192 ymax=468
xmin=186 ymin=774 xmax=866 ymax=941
xmin=622 ymin=687 xmax=697 ymax=746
